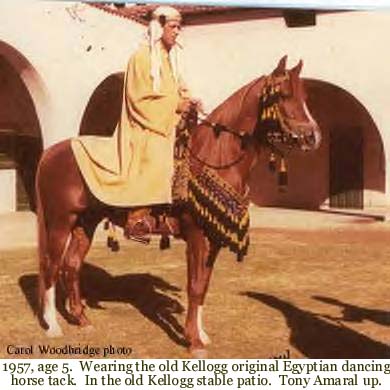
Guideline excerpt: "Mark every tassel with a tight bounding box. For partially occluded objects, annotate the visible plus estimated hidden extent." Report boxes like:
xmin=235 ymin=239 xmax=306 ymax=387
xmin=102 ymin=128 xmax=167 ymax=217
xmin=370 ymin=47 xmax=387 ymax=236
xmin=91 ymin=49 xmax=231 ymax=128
xmin=159 ymin=235 xmax=171 ymax=250
xmin=111 ymin=239 xmax=120 ymax=252
xmin=278 ymin=157 xmax=288 ymax=187
xmin=268 ymin=152 xmax=276 ymax=172
xmin=107 ymin=235 xmax=113 ymax=249
xmin=272 ymin=106 xmax=278 ymax=120
xmin=107 ymin=224 xmax=120 ymax=252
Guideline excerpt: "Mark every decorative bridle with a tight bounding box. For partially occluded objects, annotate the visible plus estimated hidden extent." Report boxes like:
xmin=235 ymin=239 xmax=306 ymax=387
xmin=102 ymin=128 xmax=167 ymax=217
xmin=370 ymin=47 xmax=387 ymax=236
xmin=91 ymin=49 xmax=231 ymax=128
xmin=178 ymin=71 xmax=309 ymax=176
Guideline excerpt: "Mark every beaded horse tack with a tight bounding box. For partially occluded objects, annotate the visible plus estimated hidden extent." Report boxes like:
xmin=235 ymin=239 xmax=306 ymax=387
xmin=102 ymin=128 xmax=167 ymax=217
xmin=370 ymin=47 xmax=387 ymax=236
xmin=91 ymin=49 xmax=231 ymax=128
xmin=257 ymin=73 xmax=291 ymax=186
xmin=187 ymin=164 xmax=250 ymax=262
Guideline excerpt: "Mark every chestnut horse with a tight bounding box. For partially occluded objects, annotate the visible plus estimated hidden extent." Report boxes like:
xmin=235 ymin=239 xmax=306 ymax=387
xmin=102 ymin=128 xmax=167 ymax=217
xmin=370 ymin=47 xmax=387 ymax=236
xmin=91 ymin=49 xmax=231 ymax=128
xmin=36 ymin=56 xmax=321 ymax=352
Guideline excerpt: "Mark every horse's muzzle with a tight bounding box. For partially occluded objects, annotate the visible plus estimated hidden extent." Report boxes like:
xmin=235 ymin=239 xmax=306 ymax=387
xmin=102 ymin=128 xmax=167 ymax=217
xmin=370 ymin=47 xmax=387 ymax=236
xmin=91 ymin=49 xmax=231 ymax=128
xmin=290 ymin=123 xmax=321 ymax=152
xmin=266 ymin=119 xmax=321 ymax=153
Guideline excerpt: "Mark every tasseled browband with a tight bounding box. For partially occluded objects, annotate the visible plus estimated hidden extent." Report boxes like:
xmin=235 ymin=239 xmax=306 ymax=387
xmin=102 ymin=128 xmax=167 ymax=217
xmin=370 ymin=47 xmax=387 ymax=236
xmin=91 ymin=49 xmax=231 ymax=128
xmin=256 ymin=77 xmax=289 ymax=189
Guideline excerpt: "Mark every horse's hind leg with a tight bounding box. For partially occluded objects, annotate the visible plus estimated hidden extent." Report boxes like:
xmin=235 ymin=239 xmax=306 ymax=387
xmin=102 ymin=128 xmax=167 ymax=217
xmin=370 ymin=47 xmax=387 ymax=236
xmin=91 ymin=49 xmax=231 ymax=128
xmin=62 ymin=218 xmax=98 ymax=327
xmin=41 ymin=218 xmax=75 ymax=337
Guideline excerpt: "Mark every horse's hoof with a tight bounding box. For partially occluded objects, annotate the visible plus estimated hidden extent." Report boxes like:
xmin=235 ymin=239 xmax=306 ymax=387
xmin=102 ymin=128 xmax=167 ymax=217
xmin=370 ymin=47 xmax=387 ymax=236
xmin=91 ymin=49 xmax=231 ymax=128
xmin=78 ymin=316 xmax=91 ymax=328
xmin=46 ymin=326 xmax=63 ymax=338
xmin=191 ymin=348 xmax=208 ymax=359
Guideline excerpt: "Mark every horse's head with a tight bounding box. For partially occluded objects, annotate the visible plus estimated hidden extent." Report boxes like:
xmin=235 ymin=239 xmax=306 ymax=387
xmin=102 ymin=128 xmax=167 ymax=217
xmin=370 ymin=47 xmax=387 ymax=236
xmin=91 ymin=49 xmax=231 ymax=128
xmin=256 ymin=55 xmax=321 ymax=152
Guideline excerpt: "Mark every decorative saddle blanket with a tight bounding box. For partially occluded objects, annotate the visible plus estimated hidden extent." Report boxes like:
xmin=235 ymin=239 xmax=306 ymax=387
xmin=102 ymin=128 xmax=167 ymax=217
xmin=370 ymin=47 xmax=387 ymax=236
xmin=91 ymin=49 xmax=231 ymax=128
xmin=172 ymin=132 xmax=250 ymax=262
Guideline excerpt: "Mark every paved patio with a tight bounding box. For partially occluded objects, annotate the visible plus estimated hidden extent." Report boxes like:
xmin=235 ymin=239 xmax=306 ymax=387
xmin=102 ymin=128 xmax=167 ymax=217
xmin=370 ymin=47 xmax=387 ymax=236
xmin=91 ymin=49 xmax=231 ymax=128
xmin=0 ymin=207 xmax=388 ymax=359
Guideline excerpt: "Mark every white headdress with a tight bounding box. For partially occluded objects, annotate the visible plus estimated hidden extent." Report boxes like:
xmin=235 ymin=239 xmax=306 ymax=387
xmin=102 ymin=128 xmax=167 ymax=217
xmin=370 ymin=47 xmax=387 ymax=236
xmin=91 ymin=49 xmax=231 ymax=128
xmin=148 ymin=6 xmax=182 ymax=92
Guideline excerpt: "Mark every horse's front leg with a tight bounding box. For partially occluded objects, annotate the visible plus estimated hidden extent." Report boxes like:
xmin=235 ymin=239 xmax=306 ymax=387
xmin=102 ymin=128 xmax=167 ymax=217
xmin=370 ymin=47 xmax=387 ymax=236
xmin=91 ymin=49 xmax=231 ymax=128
xmin=184 ymin=224 xmax=219 ymax=352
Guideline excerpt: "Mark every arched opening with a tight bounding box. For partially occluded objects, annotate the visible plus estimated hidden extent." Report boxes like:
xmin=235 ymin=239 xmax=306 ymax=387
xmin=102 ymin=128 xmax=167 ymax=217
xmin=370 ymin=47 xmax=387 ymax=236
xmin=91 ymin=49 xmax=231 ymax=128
xmin=249 ymin=79 xmax=385 ymax=209
xmin=0 ymin=43 xmax=44 ymax=212
xmin=79 ymin=73 xmax=124 ymax=136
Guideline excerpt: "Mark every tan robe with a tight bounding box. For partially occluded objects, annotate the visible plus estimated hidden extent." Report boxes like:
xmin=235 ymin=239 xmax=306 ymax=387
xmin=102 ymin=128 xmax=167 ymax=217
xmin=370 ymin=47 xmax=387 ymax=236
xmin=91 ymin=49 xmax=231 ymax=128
xmin=71 ymin=43 xmax=184 ymax=207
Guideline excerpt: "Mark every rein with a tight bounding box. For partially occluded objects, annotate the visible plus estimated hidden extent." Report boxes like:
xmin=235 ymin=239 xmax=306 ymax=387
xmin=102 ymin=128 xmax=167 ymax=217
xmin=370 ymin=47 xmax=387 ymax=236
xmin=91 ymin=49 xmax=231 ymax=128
xmin=187 ymin=116 xmax=251 ymax=170
xmin=182 ymin=72 xmax=295 ymax=170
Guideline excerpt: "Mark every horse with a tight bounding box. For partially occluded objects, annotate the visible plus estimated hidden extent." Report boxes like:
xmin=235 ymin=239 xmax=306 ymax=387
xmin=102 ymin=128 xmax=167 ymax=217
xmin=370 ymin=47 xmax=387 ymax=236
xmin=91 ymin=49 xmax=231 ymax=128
xmin=35 ymin=55 xmax=321 ymax=353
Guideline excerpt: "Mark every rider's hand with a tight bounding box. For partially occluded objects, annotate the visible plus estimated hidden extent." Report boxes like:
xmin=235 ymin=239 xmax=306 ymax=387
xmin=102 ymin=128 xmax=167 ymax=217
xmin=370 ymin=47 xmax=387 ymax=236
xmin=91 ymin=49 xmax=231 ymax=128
xmin=190 ymin=98 xmax=205 ymax=115
xmin=177 ymin=97 xmax=205 ymax=115
xmin=177 ymin=97 xmax=192 ymax=113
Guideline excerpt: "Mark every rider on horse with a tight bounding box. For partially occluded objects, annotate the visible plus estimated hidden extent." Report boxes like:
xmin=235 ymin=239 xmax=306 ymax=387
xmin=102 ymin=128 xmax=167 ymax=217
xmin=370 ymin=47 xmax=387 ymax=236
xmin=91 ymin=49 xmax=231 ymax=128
xmin=71 ymin=6 xmax=201 ymax=241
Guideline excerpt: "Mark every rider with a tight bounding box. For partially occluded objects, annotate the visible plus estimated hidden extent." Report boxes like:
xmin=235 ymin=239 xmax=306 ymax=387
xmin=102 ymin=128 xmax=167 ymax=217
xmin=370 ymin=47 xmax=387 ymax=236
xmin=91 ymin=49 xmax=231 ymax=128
xmin=71 ymin=6 xmax=201 ymax=239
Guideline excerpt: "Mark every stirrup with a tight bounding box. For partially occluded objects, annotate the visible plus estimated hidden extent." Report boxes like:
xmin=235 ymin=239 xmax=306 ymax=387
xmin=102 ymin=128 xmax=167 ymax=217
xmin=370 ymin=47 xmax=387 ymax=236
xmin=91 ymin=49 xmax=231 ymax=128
xmin=124 ymin=218 xmax=152 ymax=245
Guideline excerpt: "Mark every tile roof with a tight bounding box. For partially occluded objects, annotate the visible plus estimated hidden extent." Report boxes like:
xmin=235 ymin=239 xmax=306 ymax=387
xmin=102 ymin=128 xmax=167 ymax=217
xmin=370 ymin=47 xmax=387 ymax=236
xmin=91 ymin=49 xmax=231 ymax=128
xmin=88 ymin=3 xmax=283 ymax=25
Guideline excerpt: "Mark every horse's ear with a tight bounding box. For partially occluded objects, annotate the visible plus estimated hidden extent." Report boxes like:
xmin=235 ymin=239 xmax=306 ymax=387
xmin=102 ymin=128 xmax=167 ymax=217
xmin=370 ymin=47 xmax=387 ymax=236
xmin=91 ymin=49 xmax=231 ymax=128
xmin=273 ymin=55 xmax=288 ymax=75
xmin=291 ymin=59 xmax=303 ymax=75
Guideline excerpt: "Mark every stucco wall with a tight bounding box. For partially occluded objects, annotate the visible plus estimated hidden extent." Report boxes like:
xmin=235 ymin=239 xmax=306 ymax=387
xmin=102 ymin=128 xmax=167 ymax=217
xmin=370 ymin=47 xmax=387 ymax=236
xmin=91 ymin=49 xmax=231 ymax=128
xmin=0 ymin=2 xmax=144 ymax=146
xmin=181 ymin=11 xmax=390 ymax=206
xmin=0 ymin=3 xmax=389 ymax=208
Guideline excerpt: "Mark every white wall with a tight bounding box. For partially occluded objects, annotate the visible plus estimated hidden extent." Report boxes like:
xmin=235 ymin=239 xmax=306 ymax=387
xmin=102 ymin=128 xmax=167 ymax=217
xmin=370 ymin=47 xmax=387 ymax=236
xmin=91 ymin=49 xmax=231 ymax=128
xmin=0 ymin=3 xmax=389 ymax=206
xmin=0 ymin=2 xmax=145 ymax=147
xmin=181 ymin=11 xmax=390 ymax=205
xmin=183 ymin=11 xmax=390 ymax=128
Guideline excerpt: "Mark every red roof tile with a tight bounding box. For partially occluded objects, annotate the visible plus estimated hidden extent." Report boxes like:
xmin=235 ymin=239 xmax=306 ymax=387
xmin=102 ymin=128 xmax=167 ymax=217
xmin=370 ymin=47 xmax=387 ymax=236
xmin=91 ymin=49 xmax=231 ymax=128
xmin=88 ymin=3 xmax=282 ymax=25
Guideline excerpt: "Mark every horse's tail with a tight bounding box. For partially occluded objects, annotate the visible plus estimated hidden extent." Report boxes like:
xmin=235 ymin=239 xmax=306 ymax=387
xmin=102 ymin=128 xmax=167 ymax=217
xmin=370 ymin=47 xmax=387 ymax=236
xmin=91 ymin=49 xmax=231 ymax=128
xmin=35 ymin=157 xmax=48 ymax=316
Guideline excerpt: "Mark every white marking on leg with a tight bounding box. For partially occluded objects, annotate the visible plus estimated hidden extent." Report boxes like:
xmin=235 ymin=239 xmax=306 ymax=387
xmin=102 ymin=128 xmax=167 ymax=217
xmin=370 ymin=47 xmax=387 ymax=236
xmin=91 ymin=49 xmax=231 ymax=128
xmin=43 ymin=286 xmax=63 ymax=338
xmin=197 ymin=306 xmax=211 ymax=345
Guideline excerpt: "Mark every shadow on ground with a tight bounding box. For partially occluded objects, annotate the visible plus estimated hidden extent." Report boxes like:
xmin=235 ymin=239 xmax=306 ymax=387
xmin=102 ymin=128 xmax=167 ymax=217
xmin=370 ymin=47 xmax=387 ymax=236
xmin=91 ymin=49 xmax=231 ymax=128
xmin=19 ymin=263 xmax=186 ymax=346
xmin=243 ymin=292 xmax=389 ymax=358
xmin=19 ymin=273 xmax=38 ymax=313
xmin=313 ymin=295 xmax=390 ymax=326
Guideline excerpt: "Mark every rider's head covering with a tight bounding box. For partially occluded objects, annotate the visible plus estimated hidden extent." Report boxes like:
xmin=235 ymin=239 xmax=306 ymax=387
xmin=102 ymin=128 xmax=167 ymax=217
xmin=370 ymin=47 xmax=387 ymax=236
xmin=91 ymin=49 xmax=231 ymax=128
xmin=148 ymin=6 xmax=183 ymax=92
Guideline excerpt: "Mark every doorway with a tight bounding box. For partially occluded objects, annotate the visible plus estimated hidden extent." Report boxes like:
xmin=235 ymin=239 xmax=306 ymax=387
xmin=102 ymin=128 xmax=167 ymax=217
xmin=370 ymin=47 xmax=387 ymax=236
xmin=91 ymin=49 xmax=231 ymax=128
xmin=329 ymin=126 xmax=363 ymax=208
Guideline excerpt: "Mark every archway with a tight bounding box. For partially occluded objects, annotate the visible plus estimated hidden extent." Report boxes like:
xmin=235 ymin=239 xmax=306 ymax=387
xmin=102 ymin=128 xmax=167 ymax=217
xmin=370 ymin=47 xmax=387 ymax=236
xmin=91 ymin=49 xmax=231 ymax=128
xmin=0 ymin=42 xmax=45 ymax=212
xmin=249 ymin=79 xmax=385 ymax=209
xmin=79 ymin=73 xmax=124 ymax=136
